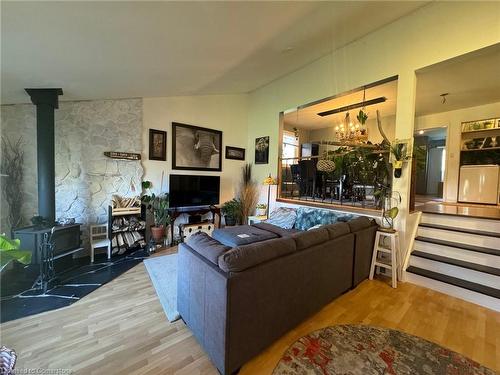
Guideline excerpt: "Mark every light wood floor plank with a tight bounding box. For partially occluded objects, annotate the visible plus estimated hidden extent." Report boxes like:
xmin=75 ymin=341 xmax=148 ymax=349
xmin=1 ymin=247 xmax=498 ymax=374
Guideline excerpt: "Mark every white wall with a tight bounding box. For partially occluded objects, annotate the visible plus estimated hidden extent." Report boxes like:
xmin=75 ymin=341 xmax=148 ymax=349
xmin=415 ymin=101 xmax=500 ymax=202
xmin=142 ymin=94 xmax=249 ymax=205
xmin=246 ymin=1 xmax=500 ymax=253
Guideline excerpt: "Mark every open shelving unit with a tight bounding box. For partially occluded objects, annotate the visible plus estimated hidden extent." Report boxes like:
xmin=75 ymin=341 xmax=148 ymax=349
xmin=460 ymin=117 xmax=500 ymax=165
xmin=108 ymin=203 xmax=146 ymax=255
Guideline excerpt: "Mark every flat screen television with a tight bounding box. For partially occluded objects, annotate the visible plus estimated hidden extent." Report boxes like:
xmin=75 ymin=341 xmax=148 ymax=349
xmin=169 ymin=174 xmax=220 ymax=208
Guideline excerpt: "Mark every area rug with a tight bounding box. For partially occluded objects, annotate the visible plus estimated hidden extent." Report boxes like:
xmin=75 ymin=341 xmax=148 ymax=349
xmin=143 ymin=253 xmax=180 ymax=322
xmin=272 ymin=325 xmax=495 ymax=375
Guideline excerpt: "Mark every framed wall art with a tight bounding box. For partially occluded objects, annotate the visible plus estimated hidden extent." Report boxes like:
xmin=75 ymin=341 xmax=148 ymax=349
xmin=172 ymin=122 xmax=222 ymax=171
xmin=149 ymin=129 xmax=167 ymax=161
xmin=225 ymin=146 xmax=245 ymax=161
xmin=255 ymin=136 xmax=269 ymax=164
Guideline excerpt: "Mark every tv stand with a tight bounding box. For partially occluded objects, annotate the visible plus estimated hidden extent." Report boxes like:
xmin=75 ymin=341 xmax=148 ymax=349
xmin=169 ymin=206 xmax=221 ymax=243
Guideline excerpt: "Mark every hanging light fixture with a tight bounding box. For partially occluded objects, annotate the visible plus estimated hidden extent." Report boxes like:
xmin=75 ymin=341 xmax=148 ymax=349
xmin=334 ymin=88 xmax=370 ymax=144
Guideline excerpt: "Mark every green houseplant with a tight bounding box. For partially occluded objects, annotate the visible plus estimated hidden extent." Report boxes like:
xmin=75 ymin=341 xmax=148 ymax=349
xmin=222 ymin=199 xmax=241 ymax=226
xmin=390 ymin=143 xmax=410 ymax=178
xmin=0 ymin=235 xmax=31 ymax=272
xmin=141 ymin=181 xmax=171 ymax=242
xmin=255 ymin=203 xmax=267 ymax=217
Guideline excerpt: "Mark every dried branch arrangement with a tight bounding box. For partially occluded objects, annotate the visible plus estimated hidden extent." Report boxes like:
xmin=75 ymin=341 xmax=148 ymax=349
xmin=1 ymin=136 xmax=25 ymax=230
xmin=238 ymin=163 xmax=259 ymax=223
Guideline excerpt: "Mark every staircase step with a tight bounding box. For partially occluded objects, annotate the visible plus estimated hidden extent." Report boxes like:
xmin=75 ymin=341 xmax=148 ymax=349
xmin=418 ymin=223 xmax=500 ymax=238
xmin=415 ymin=236 xmax=500 ymax=256
xmin=411 ymin=251 xmax=500 ymax=276
xmin=406 ymin=266 xmax=500 ymax=299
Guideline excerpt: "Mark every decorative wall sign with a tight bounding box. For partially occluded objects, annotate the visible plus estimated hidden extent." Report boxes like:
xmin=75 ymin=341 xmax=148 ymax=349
xmin=225 ymin=146 xmax=245 ymax=161
xmin=149 ymin=129 xmax=167 ymax=161
xmin=104 ymin=151 xmax=141 ymax=160
xmin=255 ymin=136 xmax=269 ymax=164
xmin=172 ymin=122 xmax=222 ymax=171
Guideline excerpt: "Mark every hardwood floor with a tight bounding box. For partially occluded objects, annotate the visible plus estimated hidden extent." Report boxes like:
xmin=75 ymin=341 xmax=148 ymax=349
xmin=1 ymin=248 xmax=499 ymax=374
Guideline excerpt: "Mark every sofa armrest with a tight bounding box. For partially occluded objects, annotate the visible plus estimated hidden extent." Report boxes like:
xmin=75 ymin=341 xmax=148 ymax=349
xmin=177 ymin=243 xmax=229 ymax=374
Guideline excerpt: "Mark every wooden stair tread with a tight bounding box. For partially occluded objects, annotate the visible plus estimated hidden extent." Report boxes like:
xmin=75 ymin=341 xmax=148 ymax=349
xmin=407 ymin=266 xmax=500 ymax=299
xmin=415 ymin=236 xmax=500 ymax=256
xmin=411 ymin=251 xmax=500 ymax=276
xmin=419 ymin=223 xmax=500 ymax=238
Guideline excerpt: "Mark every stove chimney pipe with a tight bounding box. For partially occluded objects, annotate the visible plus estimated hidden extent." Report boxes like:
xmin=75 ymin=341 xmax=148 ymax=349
xmin=25 ymin=88 xmax=63 ymax=224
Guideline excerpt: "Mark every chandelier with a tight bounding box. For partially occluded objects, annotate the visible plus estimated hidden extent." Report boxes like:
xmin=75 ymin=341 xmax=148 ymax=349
xmin=335 ymin=112 xmax=367 ymax=143
xmin=334 ymin=88 xmax=369 ymax=144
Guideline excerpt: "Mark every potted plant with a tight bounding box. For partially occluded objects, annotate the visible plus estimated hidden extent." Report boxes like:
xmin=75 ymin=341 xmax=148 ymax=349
xmin=380 ymin=191 xmax=402 ymax=232
xmin=256 ymin=203 xmax=267 ymax=217
xmin=238 ymin=164 xmax=259 ymax=223
xmin=222 ymin=199 xmax=241 ymax=226
xmin=141 ymin=181 xmax=171 ymax=243
xmin=390 ymin=143 xmax=410 ymax=178
xmin=0 ymin=235 xmax=31 ymax=272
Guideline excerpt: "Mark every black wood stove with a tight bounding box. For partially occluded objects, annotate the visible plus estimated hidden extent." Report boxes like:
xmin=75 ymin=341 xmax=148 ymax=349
xmin=12 ymin=89 xmax=82 ymax=283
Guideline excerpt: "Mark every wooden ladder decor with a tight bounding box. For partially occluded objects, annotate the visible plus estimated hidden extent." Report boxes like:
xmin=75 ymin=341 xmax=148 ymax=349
xmin=369 ymin=230 xmax=400 ymax=288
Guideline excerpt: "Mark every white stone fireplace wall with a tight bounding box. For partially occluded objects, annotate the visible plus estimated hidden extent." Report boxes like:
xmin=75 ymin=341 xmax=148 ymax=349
xmin=0 ymin=98 xmax=144 ymax=251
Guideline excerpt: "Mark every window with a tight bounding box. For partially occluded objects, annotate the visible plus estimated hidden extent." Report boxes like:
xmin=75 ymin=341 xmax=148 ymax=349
xmin=282 ymin=130 xmax=299 ymax=164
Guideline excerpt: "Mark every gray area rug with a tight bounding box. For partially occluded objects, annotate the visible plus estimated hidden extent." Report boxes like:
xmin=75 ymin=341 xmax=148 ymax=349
xmin=144 ymin=253 xmax=180 ymax=322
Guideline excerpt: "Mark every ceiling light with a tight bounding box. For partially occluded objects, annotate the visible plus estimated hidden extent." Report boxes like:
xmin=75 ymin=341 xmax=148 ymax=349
xmin=440 ymin=93 xmax=449 ymax=104
xmin=418 ymin=130 xmax=424 ymax=135
xmin=318 ymin=97 xmax=387 ymax=117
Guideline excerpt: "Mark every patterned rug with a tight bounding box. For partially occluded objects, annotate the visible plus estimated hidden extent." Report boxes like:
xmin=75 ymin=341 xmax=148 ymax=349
xmin=273 ymin=325 xmax=495 ymax=375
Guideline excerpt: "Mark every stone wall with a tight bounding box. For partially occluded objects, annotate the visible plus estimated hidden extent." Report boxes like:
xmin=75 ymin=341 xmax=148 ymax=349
xmin=1 ymin=98 xmax=144 ymax=251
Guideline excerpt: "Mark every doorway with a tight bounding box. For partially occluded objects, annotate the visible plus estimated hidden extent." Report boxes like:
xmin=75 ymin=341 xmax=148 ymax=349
xmin=413 ymin=127 xmax=447 ymax=206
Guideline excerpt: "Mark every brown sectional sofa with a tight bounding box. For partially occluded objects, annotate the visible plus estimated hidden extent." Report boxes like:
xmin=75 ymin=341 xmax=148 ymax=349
xmin=177 ymin=216 xmax=377 ymax=375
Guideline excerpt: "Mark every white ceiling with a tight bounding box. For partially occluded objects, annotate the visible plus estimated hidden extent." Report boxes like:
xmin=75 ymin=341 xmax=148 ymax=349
xmin=415 ymin=43 xmax=500 ymax=116
xmin=1 ymin=1 xmax=428 ymax=104
xmin=283 ymin=79 xmax=398 ymax=129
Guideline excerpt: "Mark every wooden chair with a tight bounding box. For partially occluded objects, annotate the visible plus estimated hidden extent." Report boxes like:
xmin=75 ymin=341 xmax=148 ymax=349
xmin=90 ymin=224 xmax=111 ymax=263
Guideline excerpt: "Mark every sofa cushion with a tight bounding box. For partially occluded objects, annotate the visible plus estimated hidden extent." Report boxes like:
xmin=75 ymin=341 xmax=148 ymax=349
xmin=264 ymin=207 xmax=297 ymax=229
xmin=292 ymin=227 xmax=329 ymax=250
xmin=295 ymin=207 xmax=342 ymax=230
xmin=218 ymin=237 xmax=296 ymax=272
xmin=186 ymin=232 xmax=231 ymax=265
xmin=212 ymin=225 xmax=278 ymax=247
xmin=323 ymin=222 xmax=350 ymax=239
xmin=252 ymin=222 xmax=302 ymax=237
xmin=348 ymin=216 xmax=375 ymax=232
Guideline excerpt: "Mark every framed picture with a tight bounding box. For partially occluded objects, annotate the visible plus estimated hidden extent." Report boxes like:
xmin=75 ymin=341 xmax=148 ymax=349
xmin=225 ymin=146 xmax=245 ymax=161
xmin=255 ymin=136 xmax=269 ymax=164
xmin=149 ymin=129 xmax=167 ymax=161
xmin=172 ymin=122 xmax=222 ymax=171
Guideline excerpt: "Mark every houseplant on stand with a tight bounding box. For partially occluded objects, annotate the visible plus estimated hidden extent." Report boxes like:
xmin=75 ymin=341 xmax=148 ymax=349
xmin=222 ymin=199 xmax=241 ymax=226
xmin=255 ymin=203 xmax=267 ymax=217
xmin=141 ymin=181 xmax=171 ymax=245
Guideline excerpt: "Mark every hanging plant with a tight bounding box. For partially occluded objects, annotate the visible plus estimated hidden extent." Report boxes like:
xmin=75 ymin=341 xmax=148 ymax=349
xmin=356 ymin=109 xmax=368 ymax=125
xmin=390 ymin=143 xmax=411 ymax=178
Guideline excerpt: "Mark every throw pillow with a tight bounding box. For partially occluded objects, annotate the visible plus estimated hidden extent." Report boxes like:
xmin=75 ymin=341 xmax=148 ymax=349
xmin=295 ymin=207 xmax=340 ymax=230
xmin=265 ymin=207 xmax=297 ymax=229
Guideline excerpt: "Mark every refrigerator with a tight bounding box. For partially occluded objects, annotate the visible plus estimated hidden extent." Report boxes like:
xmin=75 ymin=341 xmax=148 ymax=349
xmin=458 ymin=165 xmax=500 ymax=204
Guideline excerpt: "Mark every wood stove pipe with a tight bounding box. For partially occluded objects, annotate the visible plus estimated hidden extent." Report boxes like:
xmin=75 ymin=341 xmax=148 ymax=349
xmin=25 ymin=88 xmax=63 ymax=224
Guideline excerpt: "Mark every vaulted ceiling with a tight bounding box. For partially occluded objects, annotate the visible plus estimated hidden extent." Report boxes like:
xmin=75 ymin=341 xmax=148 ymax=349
xmin=1 ymin=1 xmax=428 ymax=104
